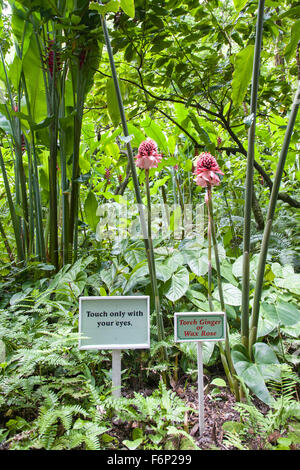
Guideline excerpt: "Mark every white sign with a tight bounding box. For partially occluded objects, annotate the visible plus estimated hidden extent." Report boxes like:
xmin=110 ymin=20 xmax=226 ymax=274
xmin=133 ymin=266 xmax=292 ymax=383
xmin=78 ymin=296 xmax=150 ymax=398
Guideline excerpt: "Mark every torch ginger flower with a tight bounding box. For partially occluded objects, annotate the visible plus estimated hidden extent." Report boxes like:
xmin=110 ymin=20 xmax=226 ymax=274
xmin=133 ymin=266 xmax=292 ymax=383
xmin=194 ymin=152 xmax=224 ymax=188
xmin=135 ymin=138 xmax=162 ymax=170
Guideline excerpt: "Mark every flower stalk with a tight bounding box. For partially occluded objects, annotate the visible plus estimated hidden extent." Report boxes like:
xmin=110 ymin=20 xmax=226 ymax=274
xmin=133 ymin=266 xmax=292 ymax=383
xmin=206 ymin=187 xmax=239 ymax=400
xmin=194 ymin=152 xmax=239 ymax=399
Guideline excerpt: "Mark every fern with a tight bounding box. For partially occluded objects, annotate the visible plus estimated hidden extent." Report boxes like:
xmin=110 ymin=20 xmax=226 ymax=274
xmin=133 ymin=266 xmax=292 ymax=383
xmin=267 ymin=364 xmax=300 ymax=401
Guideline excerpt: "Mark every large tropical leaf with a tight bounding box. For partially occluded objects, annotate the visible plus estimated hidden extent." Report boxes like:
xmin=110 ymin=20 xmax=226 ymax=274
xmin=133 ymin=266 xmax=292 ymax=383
xmin=231 ymin=44 xmax=254 ymax=107
xmin=164 ymin=266 xmax=189 ymax=302
xmin=232 ymin=343 xmax=280 ymax=405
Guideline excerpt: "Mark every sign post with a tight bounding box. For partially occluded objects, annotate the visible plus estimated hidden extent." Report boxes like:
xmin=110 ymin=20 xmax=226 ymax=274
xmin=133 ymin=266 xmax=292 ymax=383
xmin=174 ymin=311 xmax=226 ymax=436
xmin=79 ymin=296 xmax=150 ymax=397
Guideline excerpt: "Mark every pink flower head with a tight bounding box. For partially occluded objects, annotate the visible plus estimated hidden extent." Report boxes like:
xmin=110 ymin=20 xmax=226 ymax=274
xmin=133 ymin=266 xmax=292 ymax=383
xmin=194 ymin=152 xmax=224 ymax=188
xmin=135 ymin=138 xmax=162 ymax=170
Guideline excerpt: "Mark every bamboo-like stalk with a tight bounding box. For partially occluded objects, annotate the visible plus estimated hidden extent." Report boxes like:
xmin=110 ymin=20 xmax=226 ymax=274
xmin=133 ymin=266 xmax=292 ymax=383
xmin=21 ymin=73 xmax=46 ymax=262
xmin=207 ymin=194 xmax=213 ymax=312
xmin=249 ymin=80 xmax=300 ymax=352
xmin=59 ymin=63 xmax=70 ymax=266
xmin=0 ymin=45 xmax=29 ymax=256
xmin=47 ymin=26 xmax=60 ymax=270
xmin=206 ymin=188 xmax=239 ymax=399
xmin=0 ymin=218 xmax=15 ymax=264
xmin=101 ymin=16 xmax=167 ymax=356
xmin=69 ymin=63 xmax=88 ymax=262
xmin=0 ymin=148 xmax=24 ymax=262
xmin=145 ymin=169 xmax=166 ymax=347
xmin=241 ymin=0 xmax=265 ymax=350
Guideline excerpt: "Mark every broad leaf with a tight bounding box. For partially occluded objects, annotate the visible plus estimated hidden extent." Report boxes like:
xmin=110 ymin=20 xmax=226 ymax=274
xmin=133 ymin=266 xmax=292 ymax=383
xmin=106 ymin=78 xmax=120 ymax=126
xmin=233 ymin=0 xmax=248 ymax=11
xmin=214 ymin=283 xmax=242 ymax=306
xmin=84 ymin=191 xmax=100 ymax=231
xmin=164 ymin=266 xmax=189 ymax=302
xmin=120 ymin=0 xmax=135 ymax=18
xmin=232 ymin=343 xmax=280 ymax=405
xmin=142 ymin=118 xmax=168 ymax=153
xmin=184 ymin=250 xmax=208 ymax=277
xmin=284 ymin=20 xmax=300 ymax=61
xmin=276 ymin=301 xmax=300 ymax=326
xmin=89 ymin=0 xmax=120 ymax=14
xmin=231 ymin=45 xmax=254 ymax=107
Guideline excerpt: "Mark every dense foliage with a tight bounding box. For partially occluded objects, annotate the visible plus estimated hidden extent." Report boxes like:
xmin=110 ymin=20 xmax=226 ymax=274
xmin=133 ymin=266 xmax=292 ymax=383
xmin=0 ymin=0 xmax=299 ymax=451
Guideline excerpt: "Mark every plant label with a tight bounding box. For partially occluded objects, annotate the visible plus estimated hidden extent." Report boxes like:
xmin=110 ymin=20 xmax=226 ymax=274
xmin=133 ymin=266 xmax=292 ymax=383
xmin=174 ymin=312 xmax=226 ymax=342
xmin=79 ymin=296 xmax=150 ymax=350
xmin=174 ymin=311 xmax=226 ymax=437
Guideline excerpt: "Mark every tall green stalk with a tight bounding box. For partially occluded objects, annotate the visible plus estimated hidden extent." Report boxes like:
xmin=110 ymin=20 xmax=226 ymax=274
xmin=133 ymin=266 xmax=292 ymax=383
xmin=206 ymin=188 xmax=239 ymax=399
xmin=241 ymin=0 xmax=265 ymax=350
xmin=69 ymin=59 xmax=89 ymax=262
xmin=59 ymin=63 xmax=70 ymax=266
xmin=48 ymin=53 xmax=60 ymax=270
xmin=145 ymin=169 xmax=166 ymax=350
xmin=101 ymin=16 xmax=167 ymax=355
xmin=0 ymin=148 xmax=24 ymax=262
xmin=0 ymin=217 xmax=15 ymax=263
xmin=249 ymin=81 xmax=300 ymax=352
xmin=21 ymin=73 xmax=46 ymax=262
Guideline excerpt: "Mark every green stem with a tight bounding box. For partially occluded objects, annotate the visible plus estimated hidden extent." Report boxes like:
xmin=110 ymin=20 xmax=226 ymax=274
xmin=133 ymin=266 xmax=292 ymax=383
xmin=69 ymin=63 xmax=87 ymax=261
xmin=0 ymin=148 xmax=24 ymax=263
xmin=59 ymin=63 xmax=70 ymax=266
xmin=0 ymin=218 xmax=15 ymax=264
xmin=206 ymin=187 xmax=239 ymax=400
xmin=21 ymin=73 xmax=46 ymax=262
xmin=249 ymin=80 xmax=300 ymax=352
xmin=207 ymin=194 xmax=213 ymax=311
xmin=241 ymin=0 xmax=265 ymax=350
xmin=145 ymin=170 xmax=165 ymax=346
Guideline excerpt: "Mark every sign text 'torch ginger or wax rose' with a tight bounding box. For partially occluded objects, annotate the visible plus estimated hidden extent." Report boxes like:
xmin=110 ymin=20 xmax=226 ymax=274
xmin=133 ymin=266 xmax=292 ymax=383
xmin=78 ymin=296 xmax=150 ymax=350
xmin=174 ymin=312 xmax=226 ymax=342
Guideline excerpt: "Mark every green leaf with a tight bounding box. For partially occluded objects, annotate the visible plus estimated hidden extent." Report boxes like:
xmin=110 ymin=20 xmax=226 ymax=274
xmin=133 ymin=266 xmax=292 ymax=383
xmin=22 ymin=35 xmax=47 ymax=124
xmin=284 ymin=20 xmax=300 ymax=61
xmin=0 ymin=112 xmax=12 ymax=135
xmin=84 ymin=191 xmax=100 ymax=231
xmin=257 ymin=302 xmax=278 ymax=337
xmin=127 ymin=123 xmax=146 ymax=148
xmin=233 ymin=0 xmax=248 ymax=12
xmin=155 ymin=263 xmax=173 ymax=282
xmin=106 ymin=78 xmax=120 ymax=126
xmin=214 ymin=283 xmax=242 ymax=306
xmin=120 ymin=0 xmax=135 ymax=18
xmin=89 ymin=0 xmax=120 ymax=15
xmin=124 ymin=248 xmax=145 ymax=267
xmin=231 ymin=45 xmax=254 ymax=107
xmin=211 ymin=378 xmax=227 ymax=387
xmin=276 ymin=301 xmax=300 ymax=327
xmin=185 ymin=251 xmax=208 ymax=276
xmin=123 ymin=438 xmax=143 ymax=450
xmin=164 ymin=266 xmax=189 ymax=302
xmin=142 ymin=118 xmax=168 ymax=153
xmin=232 ymin=343 xmax=279 ymax=405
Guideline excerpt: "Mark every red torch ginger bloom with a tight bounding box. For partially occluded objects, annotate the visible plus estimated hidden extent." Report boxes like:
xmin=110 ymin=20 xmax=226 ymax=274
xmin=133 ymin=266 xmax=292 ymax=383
xmin=135 ymin=138 xmax=162 ymax=170
xmin=46 ymin=40 xmax=62 ymax=77
xmin=194 ymin=152 xmax=224 ymax=188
